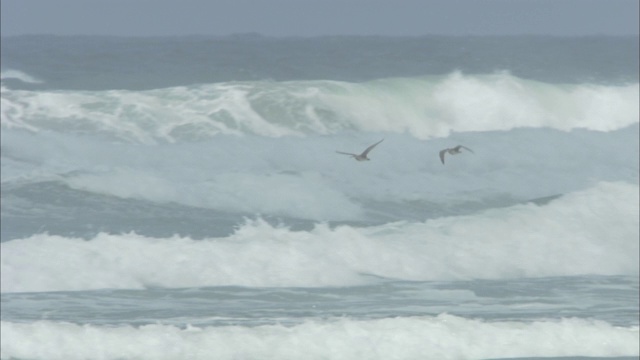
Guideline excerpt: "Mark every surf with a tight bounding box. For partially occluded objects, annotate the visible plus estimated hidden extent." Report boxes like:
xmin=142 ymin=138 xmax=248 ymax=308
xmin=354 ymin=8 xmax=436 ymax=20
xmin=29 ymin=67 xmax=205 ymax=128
xmin=1 ymin=72 xmax=638 ymax=143
xmin=2 ymin=181 xmax=637 ymax=293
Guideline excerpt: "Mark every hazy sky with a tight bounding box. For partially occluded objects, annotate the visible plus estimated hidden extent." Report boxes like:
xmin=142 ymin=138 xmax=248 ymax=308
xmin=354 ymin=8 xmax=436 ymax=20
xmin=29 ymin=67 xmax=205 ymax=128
xmin=1 ymin=0 xmax=638 ymax=37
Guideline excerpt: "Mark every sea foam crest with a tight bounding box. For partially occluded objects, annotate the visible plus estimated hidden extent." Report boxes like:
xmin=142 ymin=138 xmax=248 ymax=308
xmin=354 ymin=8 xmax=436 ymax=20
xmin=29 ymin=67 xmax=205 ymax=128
xmin=1 ymin=72 xmax=638 ymax=142
xmin=0 ymin=69 xmax=44 ymax=84
xmin=2 ymin=315 xmax=638 ymax=360
xmin=2 ymin=182 xmax=637 ymax=293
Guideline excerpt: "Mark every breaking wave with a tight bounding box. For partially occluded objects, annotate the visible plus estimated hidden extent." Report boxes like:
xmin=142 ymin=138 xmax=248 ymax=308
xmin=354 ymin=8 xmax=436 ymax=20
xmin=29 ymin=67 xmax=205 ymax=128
xmin=2 ymin=72 xmax=638 ymax=143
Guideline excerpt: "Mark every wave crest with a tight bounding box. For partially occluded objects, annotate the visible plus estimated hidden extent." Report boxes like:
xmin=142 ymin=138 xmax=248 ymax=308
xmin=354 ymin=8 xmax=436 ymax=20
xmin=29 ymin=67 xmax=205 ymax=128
xmin=2 ymin=72 xmax=637 ymax=143
xmin=2 ymin=182 xmax=637 ymax=293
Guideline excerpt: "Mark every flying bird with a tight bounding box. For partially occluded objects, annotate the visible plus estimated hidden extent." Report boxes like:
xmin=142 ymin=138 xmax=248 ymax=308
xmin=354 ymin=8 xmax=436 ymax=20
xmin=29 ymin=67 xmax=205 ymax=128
xmin=336 ymin=139 xmax=384 ymax=161
xmin=439 ymin=145 xmax=474 ymax=164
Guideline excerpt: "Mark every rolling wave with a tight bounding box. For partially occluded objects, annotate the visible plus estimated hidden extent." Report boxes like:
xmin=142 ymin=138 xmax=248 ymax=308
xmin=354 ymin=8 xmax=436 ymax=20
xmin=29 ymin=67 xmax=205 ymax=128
xmin=2 ymin=122 xmax=637 ymax=224
xmin=2 ymin=71 xmax=638 ymax=142
xmin=2 ymin=182 xmax=637 ymax=293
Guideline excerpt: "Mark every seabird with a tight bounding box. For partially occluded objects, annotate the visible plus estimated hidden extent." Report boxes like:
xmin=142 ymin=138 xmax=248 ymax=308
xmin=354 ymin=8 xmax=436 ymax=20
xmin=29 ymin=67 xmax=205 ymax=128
xmin=439 ymin=145 xmax=474 ymax=164
xmin=336 ymin=139 xmax=384 ymax=161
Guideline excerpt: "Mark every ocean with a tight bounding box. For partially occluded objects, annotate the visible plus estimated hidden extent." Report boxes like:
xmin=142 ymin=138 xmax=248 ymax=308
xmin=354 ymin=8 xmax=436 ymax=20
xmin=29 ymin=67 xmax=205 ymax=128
xmin=1 ymin=34 xmax=638 ymax=360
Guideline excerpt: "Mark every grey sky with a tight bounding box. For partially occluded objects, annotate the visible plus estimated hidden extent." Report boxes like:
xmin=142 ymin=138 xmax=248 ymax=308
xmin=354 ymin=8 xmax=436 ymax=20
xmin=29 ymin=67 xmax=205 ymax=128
xmin=1 ymin=0 xmax=638 ymax=37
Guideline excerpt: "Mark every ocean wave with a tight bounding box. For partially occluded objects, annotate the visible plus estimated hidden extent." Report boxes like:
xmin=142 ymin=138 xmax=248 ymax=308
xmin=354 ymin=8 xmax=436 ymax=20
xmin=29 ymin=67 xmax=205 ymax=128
xmin=0 ymin=69 xmax=44 ymax=84
xmin=64 ymin=169 xmax=365 ymax=221
xmin=2 ymin=182 xmax=637 ymax=293
xmin=2 ymin=123 xmax=637 ymax=224
xmin=2 ymin=315 xmax=638 ymax=360
xmin=1 ymin=72 xmax=638 ymax=142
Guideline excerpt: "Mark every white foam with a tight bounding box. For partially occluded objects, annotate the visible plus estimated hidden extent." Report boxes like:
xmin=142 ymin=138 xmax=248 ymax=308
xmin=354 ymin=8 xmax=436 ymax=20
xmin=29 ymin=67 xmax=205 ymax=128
xmin=2 ymin=315 xmax=638 ymax=360
xmin=2 ymin=182 xmax=637 ymax=293
xmin=347 ymin=72 xmax=639 ymax=137
xmin=1 ymin=72 xmax=637 ymax=142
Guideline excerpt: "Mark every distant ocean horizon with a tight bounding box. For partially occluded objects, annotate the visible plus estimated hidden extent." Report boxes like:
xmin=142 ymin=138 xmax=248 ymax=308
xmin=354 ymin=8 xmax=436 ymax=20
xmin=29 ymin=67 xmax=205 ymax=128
xmin=1 ymin=34 xmax=638 ymax=360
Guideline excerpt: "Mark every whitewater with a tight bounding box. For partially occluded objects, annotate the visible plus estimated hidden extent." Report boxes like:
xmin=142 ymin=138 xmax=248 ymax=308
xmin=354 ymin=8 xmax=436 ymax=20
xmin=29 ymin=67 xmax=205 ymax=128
xmin=1 ymin=35 xmax=639 ymax=360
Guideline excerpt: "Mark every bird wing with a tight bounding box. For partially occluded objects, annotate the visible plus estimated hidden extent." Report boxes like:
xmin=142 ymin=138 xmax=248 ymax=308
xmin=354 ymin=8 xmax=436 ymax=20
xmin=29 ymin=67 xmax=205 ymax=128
xmin=361 ymin=139 xmax=384 ymax=156
xmin=439 ymin=149 xmax=447 ymax=164
xmin=459 ymin=145 xmax=474 ymax=153
xmin=336 ymin=151 xmax=357 ymax=156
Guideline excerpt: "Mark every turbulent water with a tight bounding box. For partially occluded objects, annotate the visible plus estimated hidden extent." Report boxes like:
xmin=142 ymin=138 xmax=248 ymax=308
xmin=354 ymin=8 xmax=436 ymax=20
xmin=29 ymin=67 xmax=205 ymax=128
xmin=1 ymin=35 xmax=639 ymax=360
